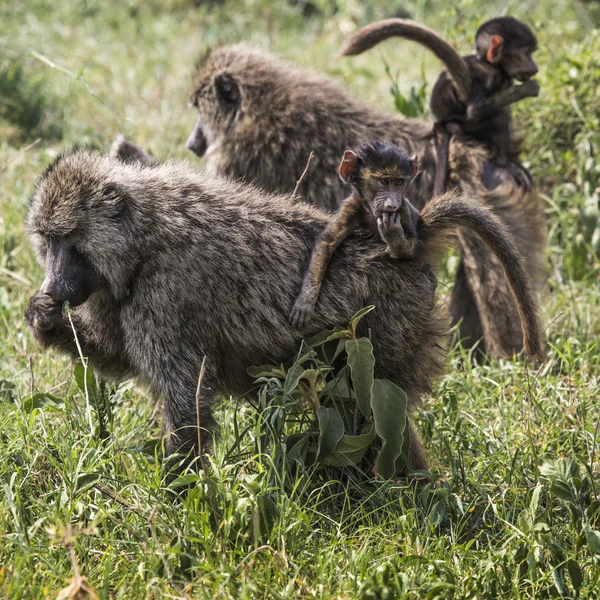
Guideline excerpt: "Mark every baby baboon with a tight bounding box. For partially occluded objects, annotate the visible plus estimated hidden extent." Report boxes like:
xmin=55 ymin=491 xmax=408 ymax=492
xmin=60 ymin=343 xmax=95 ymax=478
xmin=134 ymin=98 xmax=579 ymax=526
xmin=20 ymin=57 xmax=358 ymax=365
xmin=341 ymin=17 xmax=540 ymax=195
xmin=290 ymin=141 xmax=422 ymax=327
xmin=24 ymin=153 xmax=542 ymax=472
xmin=112 ymin=44 xmax=546 ymax=359
xmin=290 ymin=142 xmax=542 ymax=359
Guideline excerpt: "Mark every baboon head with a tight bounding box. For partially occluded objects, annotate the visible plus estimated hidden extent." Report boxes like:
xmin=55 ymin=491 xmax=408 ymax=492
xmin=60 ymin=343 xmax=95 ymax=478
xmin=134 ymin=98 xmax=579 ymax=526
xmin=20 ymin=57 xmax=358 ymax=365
xmin=187 ymin=45 xmax=266 ymax=163
xmin=475 ymin=17 xmax=538 ymax=82
xmin=187 ymin=44 xmax=349 ymax=179
xmin=339 ymin=141 xmax=420 ymax=218
xmin=28 ymin=152 xmax=139 ymax=306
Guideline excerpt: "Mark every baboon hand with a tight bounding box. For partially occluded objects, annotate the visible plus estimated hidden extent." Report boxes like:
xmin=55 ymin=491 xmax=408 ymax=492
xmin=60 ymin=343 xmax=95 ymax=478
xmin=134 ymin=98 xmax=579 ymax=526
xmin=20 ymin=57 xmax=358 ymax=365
xmin=519 ymin=78 xmax=540 ymax=97
xmin=507 ymin=163 xmax=533 ymax=190
xmin=289 ymin=299 xmax=315 ymax=329
xmin=25 ymin=292 xmax=65 ymax=342
xmin=377 ymin=203 xmax=420 ymax=260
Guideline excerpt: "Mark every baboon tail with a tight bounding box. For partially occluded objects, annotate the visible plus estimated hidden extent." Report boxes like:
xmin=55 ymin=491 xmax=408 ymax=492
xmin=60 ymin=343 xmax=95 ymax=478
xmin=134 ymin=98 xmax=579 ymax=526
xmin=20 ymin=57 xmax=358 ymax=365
xmin=418 ymin=191 xmax=543 ymax=358
xmin=340 ymin=19 xmax=471 ymax=102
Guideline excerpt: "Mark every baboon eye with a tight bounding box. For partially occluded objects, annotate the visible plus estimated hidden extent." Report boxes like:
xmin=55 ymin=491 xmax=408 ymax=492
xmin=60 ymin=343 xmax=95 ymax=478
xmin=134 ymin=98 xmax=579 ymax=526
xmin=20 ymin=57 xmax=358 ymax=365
xmin=380 ymin=177 xmax=390 ymax=186
xmin=394 ymin=178 xmax=406 ymax=186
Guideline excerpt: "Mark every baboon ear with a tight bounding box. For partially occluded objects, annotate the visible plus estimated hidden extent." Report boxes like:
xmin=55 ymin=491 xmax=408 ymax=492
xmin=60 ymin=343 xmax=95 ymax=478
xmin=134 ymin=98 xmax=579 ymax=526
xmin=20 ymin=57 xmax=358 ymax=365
xmin=215 ymin=73 xmax=240 ymax=105
xmin=487 ymin=35 xmax=504 ymax=63
xmin=409 ymin=154 xmax=420 ymax=177
xmin=339 ymin=150 xmax=358 ymax=183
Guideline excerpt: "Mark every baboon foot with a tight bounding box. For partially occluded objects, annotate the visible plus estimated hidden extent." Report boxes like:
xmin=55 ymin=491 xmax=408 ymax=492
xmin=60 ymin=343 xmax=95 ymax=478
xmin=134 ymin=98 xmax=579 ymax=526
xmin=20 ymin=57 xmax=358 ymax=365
xmin=482 ymin=160 xmax=531 ymax=191
xmin=289 ymin=300 xmax=315 ymax=329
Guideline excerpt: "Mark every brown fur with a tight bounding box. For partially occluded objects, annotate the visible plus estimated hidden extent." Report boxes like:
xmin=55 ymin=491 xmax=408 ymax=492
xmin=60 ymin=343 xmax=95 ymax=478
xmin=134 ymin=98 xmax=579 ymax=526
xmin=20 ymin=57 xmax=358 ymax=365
xmin=112 ymin=44 xmax=547 ymax=359
xmin=26 ymin=151 xmax=453 ymax=471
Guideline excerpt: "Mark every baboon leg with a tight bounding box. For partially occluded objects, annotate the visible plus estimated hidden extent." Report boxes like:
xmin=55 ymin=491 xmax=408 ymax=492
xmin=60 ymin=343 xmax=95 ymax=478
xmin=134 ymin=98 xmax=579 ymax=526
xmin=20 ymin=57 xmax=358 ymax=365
xmin=163 ymin=389 xmax=218 ymax=461
xmin=454 ymin=230 xmax=525 ymax=358
xmin=433 ymin=124 xmax=450 ymax=197
xmin=449 ymin=257 xmax=486 ymax=358
xmin=407 ymin=418 xmax=428 ymax=472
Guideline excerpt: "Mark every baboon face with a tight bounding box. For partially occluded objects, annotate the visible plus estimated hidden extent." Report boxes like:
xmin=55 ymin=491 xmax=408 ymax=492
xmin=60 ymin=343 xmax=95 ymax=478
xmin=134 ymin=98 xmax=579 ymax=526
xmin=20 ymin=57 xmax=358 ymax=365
xmin=340 ymin=142 xmax=420 ymax=218
xmin=476 ymin=18 xmax=538 ymax=82
xmin=188 ymin=54 xmax=243 ymax=160
xmin=500 ymin=48 xmax=538 ymax=81
xmin=36 ymin=236 xmax=105 ymax=306
xmin=28 ymin=155 xmax=138 ymax=303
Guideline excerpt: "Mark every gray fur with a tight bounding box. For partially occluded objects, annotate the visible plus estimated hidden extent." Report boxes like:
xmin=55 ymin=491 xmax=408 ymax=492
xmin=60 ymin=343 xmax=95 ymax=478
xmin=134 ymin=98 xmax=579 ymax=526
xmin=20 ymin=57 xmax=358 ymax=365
xmin=184 ymin=45 xmax=546 ymax=359
xmin=26 ymin=151 xmax=450 ymax=470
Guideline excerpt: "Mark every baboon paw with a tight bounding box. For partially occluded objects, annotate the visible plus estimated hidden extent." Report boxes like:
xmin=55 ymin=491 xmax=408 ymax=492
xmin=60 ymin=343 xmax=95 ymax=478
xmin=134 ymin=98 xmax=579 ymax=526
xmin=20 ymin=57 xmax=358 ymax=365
xmin=25 ymin=292 xmax=64 ymax=338
xmin=289 ymin=302 xmax=314 ymax=329
xmin=520 ymin=78 xmax=540 ymax=97
xmin=377 ymin=211 xmax=410 ymax=242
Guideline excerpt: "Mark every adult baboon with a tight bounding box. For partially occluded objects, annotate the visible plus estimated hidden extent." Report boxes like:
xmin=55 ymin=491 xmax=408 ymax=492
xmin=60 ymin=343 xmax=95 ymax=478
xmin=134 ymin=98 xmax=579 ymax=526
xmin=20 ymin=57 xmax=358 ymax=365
xmin=25 ymin=152 xmax=541 ymax=471
xmin=112 ymin=43 xmax=546 ymax=359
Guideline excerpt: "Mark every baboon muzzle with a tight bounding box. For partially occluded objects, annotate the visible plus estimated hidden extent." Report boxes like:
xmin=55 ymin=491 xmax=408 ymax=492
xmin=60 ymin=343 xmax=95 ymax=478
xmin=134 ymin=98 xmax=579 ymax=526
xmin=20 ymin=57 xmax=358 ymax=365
xmin=186 ymin=120 xmax=208 ymax=157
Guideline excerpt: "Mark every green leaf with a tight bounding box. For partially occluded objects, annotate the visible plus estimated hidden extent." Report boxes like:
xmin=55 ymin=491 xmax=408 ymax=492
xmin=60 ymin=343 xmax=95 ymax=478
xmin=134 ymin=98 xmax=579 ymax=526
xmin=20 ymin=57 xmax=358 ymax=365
xmin=74 ymin=361 xmax=98 ymax=397
xmin=305 ymin=326 xmax=350 ymax=348
xmin=247 ymin=364 xmax=286 ymax=379
xmin=169 ymin=473 xmax=201 ymax=488
xmin=316 ymin=406 xmax=345 ymax=461
xmin=349 ymin=305 xmax=375 ymax=335
xmin=321 ymin=365 xmax=354 ymax=401
xmin=371 ymin=379 xmax=408 ymax=479
xmin=284 ymin=363 xmax=306 ymax=395
xmin=22 ymin=393 xmax=65 ymax=413
xmin=551 ymin=480 xmax=576 ymax=504
xmin=552 ymin=567 xmax=567 ymax=596
xmin=345 ymin=337 xmax=374 ymax=417
xmin=286 ymin=433 xmax=311 ymax=469
xmin=585 ymin=526 xmax=600 ymax=556
xmin=323 ymin=424 xmax=376 ymax=467
xmin=0 ymin=380 xmax=16 ymax=403
xmin=74 ymin=472 xmax=100 ymax=496
xmin=529 ymin=484 xmax=542 ymax=516
xmin=566 ymin=559 xmax=583 ymax=591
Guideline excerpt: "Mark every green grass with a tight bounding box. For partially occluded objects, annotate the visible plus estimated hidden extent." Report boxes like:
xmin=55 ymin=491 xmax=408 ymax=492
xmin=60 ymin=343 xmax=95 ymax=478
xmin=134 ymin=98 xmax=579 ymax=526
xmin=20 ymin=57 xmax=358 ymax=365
xmin=1 ymin=0 xmax=600 ymax=597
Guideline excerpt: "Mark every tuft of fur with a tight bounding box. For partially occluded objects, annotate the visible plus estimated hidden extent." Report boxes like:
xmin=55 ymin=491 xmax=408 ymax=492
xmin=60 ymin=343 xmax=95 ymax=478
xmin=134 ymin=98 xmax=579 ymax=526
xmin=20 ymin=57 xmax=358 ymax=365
xmin=109 ymin=134 xmax=157 ymax=167
xmin=26 ymin=151 xmax=450 ymax=470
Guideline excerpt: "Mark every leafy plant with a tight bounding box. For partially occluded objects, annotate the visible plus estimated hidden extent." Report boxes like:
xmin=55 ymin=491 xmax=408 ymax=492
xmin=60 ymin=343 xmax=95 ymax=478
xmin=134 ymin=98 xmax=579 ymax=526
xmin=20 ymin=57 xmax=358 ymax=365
xmin=247 ymin=307 xmax=412 ymax=479
xmin=384 ymin=59 xmax=428 ymax=118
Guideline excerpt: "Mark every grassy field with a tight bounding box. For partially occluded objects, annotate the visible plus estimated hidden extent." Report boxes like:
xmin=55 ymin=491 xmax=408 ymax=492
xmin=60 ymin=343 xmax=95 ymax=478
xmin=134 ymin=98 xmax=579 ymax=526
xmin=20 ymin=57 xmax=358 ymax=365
xmin=1 ymin=0 xmax=600 ymax=597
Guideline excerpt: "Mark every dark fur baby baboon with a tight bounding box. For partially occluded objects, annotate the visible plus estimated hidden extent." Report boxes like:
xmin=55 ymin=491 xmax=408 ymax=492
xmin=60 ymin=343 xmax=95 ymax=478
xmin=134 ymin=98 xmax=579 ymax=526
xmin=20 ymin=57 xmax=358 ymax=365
xmin=290 ymin=141 xmax=543 ymax=364
xmin=25 ymin=152 xmax=541 ymax=472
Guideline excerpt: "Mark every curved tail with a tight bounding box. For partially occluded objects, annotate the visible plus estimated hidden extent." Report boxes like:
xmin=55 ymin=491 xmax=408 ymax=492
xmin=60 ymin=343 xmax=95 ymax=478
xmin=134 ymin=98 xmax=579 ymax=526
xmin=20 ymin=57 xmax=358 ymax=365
xmin=418 ymin=192 xmax=543 ymax=358
xmin=340 ymin=19 xmax=471 ymax=102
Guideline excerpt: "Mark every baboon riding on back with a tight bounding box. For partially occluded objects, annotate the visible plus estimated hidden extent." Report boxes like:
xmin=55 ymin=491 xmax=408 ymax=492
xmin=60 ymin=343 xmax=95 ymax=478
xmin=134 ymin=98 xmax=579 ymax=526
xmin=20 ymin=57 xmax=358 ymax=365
xmin=25 ymin=151 xmax=542 ymax=473
xmin=113 ymin=39 xmax=547 ymax=360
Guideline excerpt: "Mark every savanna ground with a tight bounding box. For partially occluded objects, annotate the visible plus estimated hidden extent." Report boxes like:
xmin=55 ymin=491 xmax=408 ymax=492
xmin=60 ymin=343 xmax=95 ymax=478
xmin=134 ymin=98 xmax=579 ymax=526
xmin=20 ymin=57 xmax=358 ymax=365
xmin=1 ymin=0 xmax=600 ymax=597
